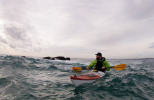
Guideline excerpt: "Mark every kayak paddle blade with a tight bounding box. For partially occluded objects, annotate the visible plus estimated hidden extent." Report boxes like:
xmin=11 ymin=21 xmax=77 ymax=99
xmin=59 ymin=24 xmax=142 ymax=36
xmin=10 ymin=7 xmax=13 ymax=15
xmin=112 ymin=64 xmax=126 ymax=70
xmin=72 ymin=67 xmax=82 ymax=71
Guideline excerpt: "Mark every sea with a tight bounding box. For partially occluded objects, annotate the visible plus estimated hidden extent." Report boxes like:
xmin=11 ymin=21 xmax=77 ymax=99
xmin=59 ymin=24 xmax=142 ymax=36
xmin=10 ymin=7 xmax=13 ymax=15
xmin=0 ymin=55 xmax=154 ymax=100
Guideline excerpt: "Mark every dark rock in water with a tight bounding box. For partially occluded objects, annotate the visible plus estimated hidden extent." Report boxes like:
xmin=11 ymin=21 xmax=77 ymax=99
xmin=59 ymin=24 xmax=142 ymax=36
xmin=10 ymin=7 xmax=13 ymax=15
xmin=21 ymin=56 xmax=26 ymax=58
xmin=43 ymin=56 xmax=70 ymax=60
xmin=43 ymin=57 xmax=51 ymax=59
xmin=65 ymin=57 xmax=70 ymax=60
xmin=54 ymin=56 xmax=66 ymax=60
xmin=51 ymin=58 xmax=55 ymax=60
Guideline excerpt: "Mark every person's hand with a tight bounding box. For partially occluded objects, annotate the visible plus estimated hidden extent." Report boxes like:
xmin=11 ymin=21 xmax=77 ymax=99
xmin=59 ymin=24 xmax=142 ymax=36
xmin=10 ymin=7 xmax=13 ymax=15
xmin=86 ymin=67 xmax=89 ymax=70
xmin=102 ymin=66 xmax=105 ymax=69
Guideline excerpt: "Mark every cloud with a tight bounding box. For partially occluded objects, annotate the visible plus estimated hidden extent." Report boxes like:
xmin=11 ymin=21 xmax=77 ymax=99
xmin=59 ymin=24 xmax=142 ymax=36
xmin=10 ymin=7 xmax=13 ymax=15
xmin=0 ymin=35 xmax=7 ymax=44
xmin=1 ymin=24 xmax=43 ymax=53
xmin=0 ymin=0 xmax=42 ymax=52
xmin=123 ymin=0 xmax=154 ymax=20
xmin=1 ymin=24 xmax=32 ymax=48
xmin=0 ymin=0 xmax=154 ymax=58
xmin=148 ymin=43 xmax=154 ymax=48
xmin=0 ymin=0 xmax=28 ymax=23
xmin=3 ymin=25 xmax=29 ymax=41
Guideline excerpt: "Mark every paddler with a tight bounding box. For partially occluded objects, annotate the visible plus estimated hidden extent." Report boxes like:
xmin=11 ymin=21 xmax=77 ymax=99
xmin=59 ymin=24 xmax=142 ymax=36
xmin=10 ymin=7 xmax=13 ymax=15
xmin=86 ymin=52 xmax=110 ymax=72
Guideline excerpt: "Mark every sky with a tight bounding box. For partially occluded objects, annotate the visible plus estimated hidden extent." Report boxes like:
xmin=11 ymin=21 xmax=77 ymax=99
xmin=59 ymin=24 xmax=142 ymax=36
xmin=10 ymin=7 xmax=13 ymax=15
xmin=0 ymin=0 xmax=154 ymax=59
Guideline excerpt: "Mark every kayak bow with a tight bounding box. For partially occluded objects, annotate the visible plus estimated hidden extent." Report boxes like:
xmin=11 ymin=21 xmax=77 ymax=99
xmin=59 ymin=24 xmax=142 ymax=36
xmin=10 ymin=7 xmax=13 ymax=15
xmin=70 ymin=71 xmax=105 ymax=87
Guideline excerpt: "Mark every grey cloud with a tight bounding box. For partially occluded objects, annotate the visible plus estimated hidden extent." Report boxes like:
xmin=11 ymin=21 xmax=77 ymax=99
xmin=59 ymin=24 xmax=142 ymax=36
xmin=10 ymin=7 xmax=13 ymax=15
xmin=90 ymin=25 xmax=154 ymax=47
xmin=0 ymin=0 xmax=27 ymax=23
xmin=0 ymin=0 xmax=154 ymax=58
xmin=1 ymin=24 xmax=43 ymax=53
xmin=3 ymin=24 xmax=29 ymax=41
xmin=56 ymin=0 xmax=154 ymax=44
xmin=0 ymin=0 xmax=42 ymax=51
xmin=124 ymin=0 xmax=154 ymax=19
xmin=0 ymin=35 xmax=7 ymax=44
xmin=34 ymin=0 xmax=154 ymax=55
xmin=66 ymin=0 xmax=154 ymax=48
xmin=2 ymin=24 xmax=32 ymax=48
xmin=148 ymin=43 xmax=154 ymax=48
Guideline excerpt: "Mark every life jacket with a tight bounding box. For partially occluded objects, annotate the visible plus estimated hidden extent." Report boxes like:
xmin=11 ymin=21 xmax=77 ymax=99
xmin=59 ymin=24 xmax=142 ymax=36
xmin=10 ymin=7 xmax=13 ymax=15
xmin=94 ymin=57 xmax=106 ymax=72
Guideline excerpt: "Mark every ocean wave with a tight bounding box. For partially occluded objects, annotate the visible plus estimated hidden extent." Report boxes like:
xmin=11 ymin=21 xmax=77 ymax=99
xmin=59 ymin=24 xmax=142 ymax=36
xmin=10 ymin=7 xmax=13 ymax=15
xmin=0 ymin=55 xmax=154 ymax=99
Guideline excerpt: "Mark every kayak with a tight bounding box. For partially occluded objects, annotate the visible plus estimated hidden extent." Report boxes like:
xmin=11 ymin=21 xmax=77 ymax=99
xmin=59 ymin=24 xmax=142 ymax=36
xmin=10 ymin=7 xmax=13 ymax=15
xmin=70 ymin=71 xmax=105 ymax=87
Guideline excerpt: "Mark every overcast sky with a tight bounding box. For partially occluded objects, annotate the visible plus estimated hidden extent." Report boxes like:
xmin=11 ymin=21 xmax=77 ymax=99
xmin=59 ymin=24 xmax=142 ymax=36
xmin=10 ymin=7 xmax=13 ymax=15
xmin=0 ymin=0 xmax=154 ymax=59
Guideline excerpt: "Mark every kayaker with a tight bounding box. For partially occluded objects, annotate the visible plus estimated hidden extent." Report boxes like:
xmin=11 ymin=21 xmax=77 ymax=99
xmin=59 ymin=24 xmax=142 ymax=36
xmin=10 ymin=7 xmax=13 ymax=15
xmin=86 ymin=52 xmax=110 ymax=72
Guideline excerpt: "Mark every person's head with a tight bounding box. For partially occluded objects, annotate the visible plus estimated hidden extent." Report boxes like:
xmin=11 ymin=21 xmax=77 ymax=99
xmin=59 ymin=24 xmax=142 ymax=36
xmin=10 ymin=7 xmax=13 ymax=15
xmin=95 ymin=52 xmax=102 ymax=60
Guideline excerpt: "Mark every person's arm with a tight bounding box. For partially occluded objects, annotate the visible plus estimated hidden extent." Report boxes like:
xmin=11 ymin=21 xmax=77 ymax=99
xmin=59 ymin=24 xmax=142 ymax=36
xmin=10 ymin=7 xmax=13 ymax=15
xmin=103 ymin=61 xmax=110 ymax=71
xmin=86 ymin=60 xmax=96 ymax=69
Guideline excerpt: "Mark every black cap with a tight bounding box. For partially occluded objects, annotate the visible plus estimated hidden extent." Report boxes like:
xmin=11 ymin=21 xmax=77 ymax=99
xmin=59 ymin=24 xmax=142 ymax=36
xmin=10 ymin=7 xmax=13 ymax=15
xmin=95 ymin=52 xmax=102 ymax=56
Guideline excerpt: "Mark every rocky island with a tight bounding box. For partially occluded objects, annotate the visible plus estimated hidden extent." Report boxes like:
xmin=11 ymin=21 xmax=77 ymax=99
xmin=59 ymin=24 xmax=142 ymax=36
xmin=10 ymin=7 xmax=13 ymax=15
xmin=43 ymin=56 xmax=70 ymax=60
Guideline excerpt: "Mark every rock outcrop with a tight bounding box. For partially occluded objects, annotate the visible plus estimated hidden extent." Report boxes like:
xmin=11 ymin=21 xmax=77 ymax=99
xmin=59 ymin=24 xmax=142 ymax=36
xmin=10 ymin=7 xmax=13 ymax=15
xmin=43 ymin=57 xmax=51 ymax=60
xmin=43 ymin=56 xmax=70 ymax=60
xmin=54 ymin=56 xmax=66 ymax=60
xmin=65 ymin=57 xmax=70 ymax=60
xmin=51 ymin=58 xmax=55 ymax=60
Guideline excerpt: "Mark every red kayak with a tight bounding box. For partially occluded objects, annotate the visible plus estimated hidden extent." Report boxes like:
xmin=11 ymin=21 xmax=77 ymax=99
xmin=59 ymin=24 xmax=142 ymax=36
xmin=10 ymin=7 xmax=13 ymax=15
xmin=70 ymin=74 xmax=100 ymax=87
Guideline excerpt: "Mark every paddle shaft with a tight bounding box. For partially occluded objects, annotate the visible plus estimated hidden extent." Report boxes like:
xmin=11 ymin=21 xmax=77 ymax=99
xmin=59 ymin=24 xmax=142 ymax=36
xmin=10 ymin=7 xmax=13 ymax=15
xmin=110 ymin=66 xmax=124 ymax=68
xmin=110 ymin=66 xmax=114 ymax=68
xmin=73 ymin=64 xmax=126 ymax=71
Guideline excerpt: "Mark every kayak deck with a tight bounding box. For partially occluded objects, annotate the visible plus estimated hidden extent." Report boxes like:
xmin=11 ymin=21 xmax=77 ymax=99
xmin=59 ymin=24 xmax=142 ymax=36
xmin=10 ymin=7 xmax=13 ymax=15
xmin=70 ymin=74 xmax=100 ymax=80
xmin=70 ymin=72 xmax=105 ymax=87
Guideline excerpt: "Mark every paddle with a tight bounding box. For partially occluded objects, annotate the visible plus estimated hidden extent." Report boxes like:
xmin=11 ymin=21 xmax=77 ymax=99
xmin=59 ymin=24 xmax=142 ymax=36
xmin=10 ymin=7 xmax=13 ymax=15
xmin=72 ymin=64 xmax=126 ymax=72
xmin=72 ymin=67 xmax=82 ymax=71
xmin=93 ymin=64 xmax=126 ymax=71
xmin=110 ymin=64 xmax=126 ymax=70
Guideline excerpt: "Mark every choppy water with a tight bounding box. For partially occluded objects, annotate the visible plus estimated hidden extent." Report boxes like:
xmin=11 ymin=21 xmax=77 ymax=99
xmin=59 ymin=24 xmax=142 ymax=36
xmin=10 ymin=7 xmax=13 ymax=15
xmin=0 ymin=55 xmax=154 ymax=100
